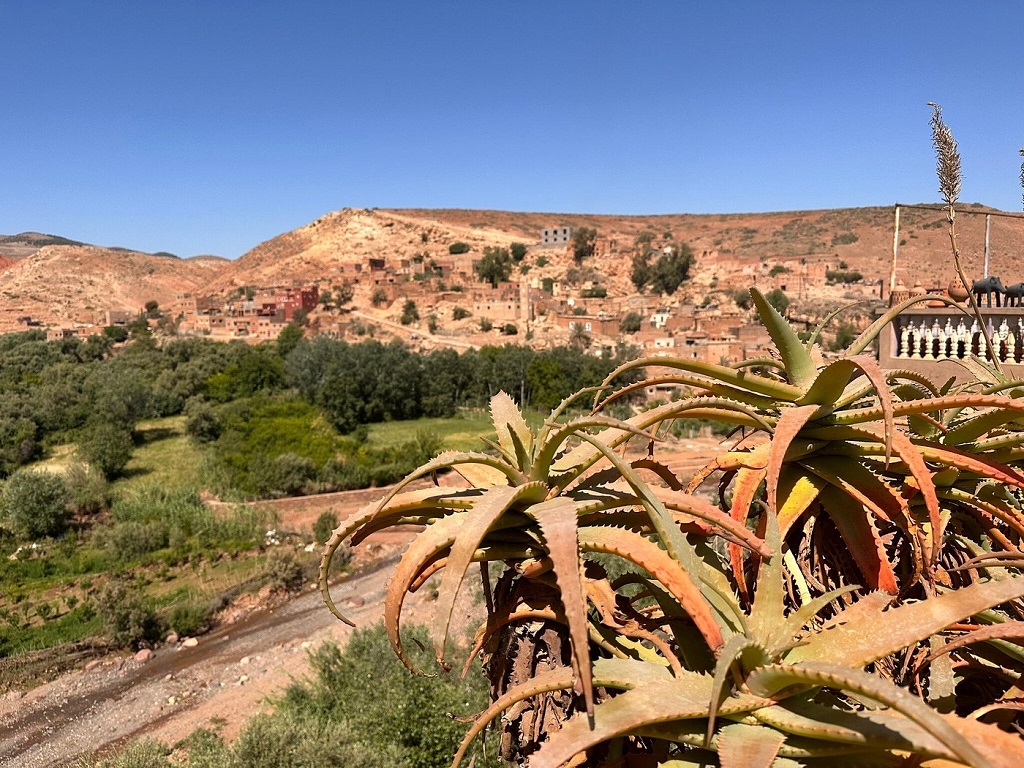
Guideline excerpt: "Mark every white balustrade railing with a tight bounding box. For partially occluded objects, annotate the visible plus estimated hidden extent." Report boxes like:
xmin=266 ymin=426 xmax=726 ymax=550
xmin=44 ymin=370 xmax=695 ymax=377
xmin=895 ymin=316 xmax=1024 ymax=364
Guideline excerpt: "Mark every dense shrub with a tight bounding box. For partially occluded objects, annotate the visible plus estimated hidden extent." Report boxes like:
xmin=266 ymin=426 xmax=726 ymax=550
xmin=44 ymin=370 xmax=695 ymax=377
xmin=1 ymin=470 xmax=71 ymax=539
xmin=451 ymin=306 xmax=470 ymax=321
xmin=167 ymin=600 xmax=212 ymax=637
xmin=447 ymin=241 xmax=470 ymax=254
xmin=77 ymin=421 xmax=134 ymax=479
xmin=312 ymin=511 xmax=338 ymax=544
xmin=95 ymin=579 xmax=162 ymax=648
xmin=263 ymin=550 xmax=304 ymax=592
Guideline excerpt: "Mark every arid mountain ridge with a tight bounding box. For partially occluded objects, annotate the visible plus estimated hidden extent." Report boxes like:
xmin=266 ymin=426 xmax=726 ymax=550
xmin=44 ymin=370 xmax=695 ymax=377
xmin=2 ymin=204 xmax=1023 ymax=333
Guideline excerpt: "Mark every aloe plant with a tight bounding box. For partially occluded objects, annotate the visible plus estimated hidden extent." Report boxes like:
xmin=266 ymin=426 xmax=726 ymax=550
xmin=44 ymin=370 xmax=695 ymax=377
xmin=320 ymin=391 xmax=769 ymax=762
xmin=593 ymin=288 xmax=1024 ymax=603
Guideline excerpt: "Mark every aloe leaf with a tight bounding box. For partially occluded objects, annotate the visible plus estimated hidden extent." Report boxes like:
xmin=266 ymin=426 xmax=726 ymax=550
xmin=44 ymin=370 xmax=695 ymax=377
xmin=937 ymin=487 xmax=1024 ymax=538
xmin=767 ymin=585 xmax=860 ymax=653
xmin=597 ymin=355 xmax=805 ymax=404
xmin=767 ymin=405 xmax=818 ymax=515
xmin=595 ymin=373 xmax=782 ymax=411
xmin=788 ymin=575 xmax=1024 ymax=667
xmin=819 ymin=485 xmax=899 ymax=594
xmin=750 ymin=286 xmax=817 ymax=390
xmin=319 ymin=488 xmax=475 ymax=625
xmin=450 ymin=657 xmax=678 ymax=768
xmin=706 ymin=634 xmax=757 ymax=747
xmin=925 ymin=620 xmax=1024 ymax=662
xmin=384 ymin=510 xmax=471 ymax=675
xmin=431 ymin=483 xmax=545 ymax=665
xmin=647 ymin=487 xmax=772 ymax=557
xmin=529 ymin=676 xmax=769 ymax=768
xmin=579 ymin=526 xmax=723 ymax=651
xmin=530 ymin=496 xmax=594 ymax=714
xmin=754 ymin=699 xmax=955 ymax=758
xmin=535 ymin=414 xmax=657 ymax=479
xmin=727 ymin=466 xmax=767 ymax=597
xmin=750 ymin=513 xmax=785 ymax=643
xmin=490 ymin=391 xmax=533 ymax=464
xmin=776 ymin=468 xmax=826 ymax=537
xmin=717 ymin=723 xmax=787 ymax=768
xmin=800 ymin=455 xmax=907 ymax=527
xmin=746 ymin=661 xmax=993 ymax=768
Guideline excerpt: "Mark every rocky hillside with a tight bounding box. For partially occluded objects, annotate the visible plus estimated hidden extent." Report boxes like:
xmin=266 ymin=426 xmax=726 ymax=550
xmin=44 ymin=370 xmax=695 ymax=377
xmin=4 ymin=204 xmax=1023 ymax=334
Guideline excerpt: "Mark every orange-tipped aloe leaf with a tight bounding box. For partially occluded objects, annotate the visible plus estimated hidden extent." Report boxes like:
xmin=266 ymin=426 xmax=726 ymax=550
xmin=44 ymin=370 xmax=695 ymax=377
xmin=728 ymin=465 xmax=766 ymax=600
xmin=594 ymin=373 xmax=782 ymax=412
xmin=789 ymin=575 xmax=1024 ymax=667
xmin=579 ymin=526 xmax=723 ymax=650
xmin=750 ymin=286 xmax=817 ymax=390
xmin=490 ymin=391 xmax=533 ymax=465
xmin=319 ymin=488 xmax=475 ymax=625
xmin=837 ymin=392 xmax=1024 ymax=425
xmin=819 ymin=485 xmax=899 ymax=594
xmin=766 ymin=584 xmax=861 ymax=653
xmin=944 ymin=408 xmax=1024 ymax=445
xmin=530 ymin=496 xmax=594 ymax=714
xmin=846 ymin=293 xmax=971 ymax=356
xmin=767 ymin=405 xmax=818 ymax=515
xmin=915 ymin=440 xmax=1024 ymax=491
xmin=746 ymin=661 xmax=993 ymax=768
xmin=537 ymin=415 xmax=656 ymax=479
xmin=717 ymin=723 xmax=786 ymax=768
xmin=432 ymin=482 xmax=545 ymax=665
xmin=384 ymin=511 xmax=470 ymax=675
xmin=801 ymin=455 xmax=907 ymax=526
xmin=656 ymin=489 xmax=771 ymax=558
xmin=937 ymin=487 xmax=1024 ymax=538
xmin=375 ymin=451 xmax=525 ymax=514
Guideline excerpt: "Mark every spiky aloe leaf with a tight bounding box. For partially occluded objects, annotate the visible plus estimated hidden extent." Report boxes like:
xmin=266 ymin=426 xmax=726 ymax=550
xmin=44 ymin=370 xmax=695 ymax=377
xmin=384 ymin=510 xmax=472 ymax=675
xmin=431 ymin=482 xmax=546 ymax=665
xmin=450 ymin=658 xmax=681 ymax=768
xmin=529 ymin=676 xmax=771 ymax=768
xmin=749 ymin=513 xmax=785 ymax=643
xmin=319 ymin=488 xmax=478 ymax=625
xmin=490 ymin=391 xmax=533 ymax=467
xmin=749 ymin=287 xmax=816 ymax=390
xmin=819 ymin=485 xmax=899 ymax=594
xmin=745 ymin=661 xmax=993 ymax=768
xmin=727 ymin=465 xmax=766 ymax=597
xmin=846 ymin=293 xmax=971 ymax=356
xmin=530 ymin=496 xmax=593 ymax=714
xmin=766 ymin=585 xmax=861 ymax=654
xmin=767 ymin=405 xmax=818 ymax=514
xmin=705 ymin=634 xmax=759 ymax=747
xmin=717 ymin=723 xmax=786 ymax=768
xmin=579 ymin=526 xmax=723 ymax=650
xmin=789 ymin=575 xmax=1024 ymax=667
xmin=776 ymin=468 xmax=826 ymax=536
xmin=925 ymin=620 xmax=1024 ymax=662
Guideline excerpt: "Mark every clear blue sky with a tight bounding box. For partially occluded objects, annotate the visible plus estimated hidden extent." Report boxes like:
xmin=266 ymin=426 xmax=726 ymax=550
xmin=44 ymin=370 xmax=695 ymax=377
xmin=2 ymin=2 xmax=1021 ymax=258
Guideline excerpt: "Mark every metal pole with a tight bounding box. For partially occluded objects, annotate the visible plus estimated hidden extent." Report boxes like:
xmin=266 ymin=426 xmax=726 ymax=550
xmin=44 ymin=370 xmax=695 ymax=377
xmin=984 ymin=213 xmax=991 ymax=278
xmin=889 ymin=205 xmax=900 ymax=296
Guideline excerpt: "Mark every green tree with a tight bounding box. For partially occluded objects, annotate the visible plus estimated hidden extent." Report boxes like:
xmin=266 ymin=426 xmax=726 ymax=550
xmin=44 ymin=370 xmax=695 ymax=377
xmin=649 ymin=243 xmax=694 ymax=295
xmin=334 ymin=282 xmax=355 ymax=306
xmin=619 ymin=312 xmax=642 ymax=334
xmin=765 ymin=287 xmax=790 ymax=315
xmin=371 ymin=288 xmax=389 ymax=307
xmin=1 ymin=470 xmax=71 ymax=539
xmin=77 ymin=422 xmax=134 ymax=479
xmin=509 ymin=242 xmax=527 ymax=261
xmin=144 ymin=300 xmax=160 ymax=318
xmin=448 ymin=242 xmax=470 ymax=254
xmin=630 ymin=252 xmax=651 ymax=292
xmin=571 ymin=227 xmax=597 ymax=263
xmin=102 ymin=325 xmax=129 ymax=343
xmin=400 ymin=300 xmax=419 ymax=325
xmin=452 ymin=306 xmax=470 ymax=321
xmin=276 ymin=323 xmax=304 ymax=357
xmin=474 ymin=246 xmax=512 ymax=288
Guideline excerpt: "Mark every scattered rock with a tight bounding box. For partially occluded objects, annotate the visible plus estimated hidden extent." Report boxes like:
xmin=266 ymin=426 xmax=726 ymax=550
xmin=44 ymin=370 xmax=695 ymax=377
xmin=165 ymin=632 xmax=179 ymax=645
xmin=300 ymin=641 xmax=312 ymax=649
xmin=164 ymin=674 xmax=173 ymax=682
xmin=134 ymin=649 xmax=154 ymax=663
xmin=182 ymin=637 xmax=199 ymax=648
xmin=3 ymin=690 xmax=24 ymax=701
xmin=346 ymin=595 xmax=365 ymax=608
xmin=238 ymin=674 xmax=249 ymax=685
xmin=84 ymin=660 xmax=104 ymax=673
xmin=167 ymin=695 xmax=177 ymax=705
xmin=239 ymin=656 xmax=250 ymax=665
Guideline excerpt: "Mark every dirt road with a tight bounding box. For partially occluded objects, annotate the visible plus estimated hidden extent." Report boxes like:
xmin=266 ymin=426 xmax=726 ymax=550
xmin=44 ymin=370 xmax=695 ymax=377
xmin=0 ymin=554 xmax=403 ymax=768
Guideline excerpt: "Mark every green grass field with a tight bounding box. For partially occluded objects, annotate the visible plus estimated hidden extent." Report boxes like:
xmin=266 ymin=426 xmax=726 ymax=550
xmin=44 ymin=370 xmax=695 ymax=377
xmin=116 ymin=416 xmax=204 ymax=493
xmin=366 ymin=410 xmax=497 ymax=453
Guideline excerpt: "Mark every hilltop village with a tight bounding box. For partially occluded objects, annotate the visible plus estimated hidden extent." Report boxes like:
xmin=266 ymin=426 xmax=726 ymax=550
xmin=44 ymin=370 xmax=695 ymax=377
xmin=30 ymin=224 xmax=877 ymax=367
